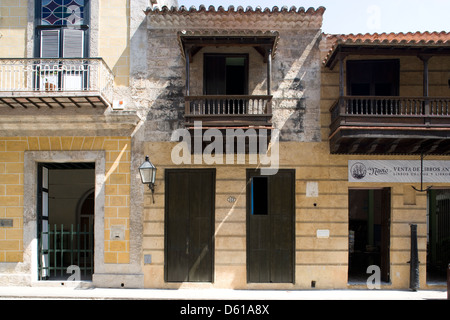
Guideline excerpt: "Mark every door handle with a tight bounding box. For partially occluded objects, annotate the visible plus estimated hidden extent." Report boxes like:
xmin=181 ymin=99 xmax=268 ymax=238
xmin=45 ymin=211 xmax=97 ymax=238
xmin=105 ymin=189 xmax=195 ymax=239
xmin=186 ymin=238 xmax=189 ymax=255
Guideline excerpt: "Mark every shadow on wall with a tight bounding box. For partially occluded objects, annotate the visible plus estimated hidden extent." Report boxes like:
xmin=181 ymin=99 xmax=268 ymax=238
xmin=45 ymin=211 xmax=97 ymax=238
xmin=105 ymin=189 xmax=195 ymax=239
xmin=273 ymin=30 xmax=322 ymax=142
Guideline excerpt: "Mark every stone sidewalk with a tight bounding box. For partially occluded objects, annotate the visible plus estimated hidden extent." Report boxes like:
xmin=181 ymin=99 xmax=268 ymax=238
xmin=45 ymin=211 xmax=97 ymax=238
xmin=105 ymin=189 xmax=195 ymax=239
xmin=0 ymin=285 xmax=447 ymax=300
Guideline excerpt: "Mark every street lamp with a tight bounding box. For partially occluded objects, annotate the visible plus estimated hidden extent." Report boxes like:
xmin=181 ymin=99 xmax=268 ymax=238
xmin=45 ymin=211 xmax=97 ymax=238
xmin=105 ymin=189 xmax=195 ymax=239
xmin=139 ymin=155 xmax=157 ymax=203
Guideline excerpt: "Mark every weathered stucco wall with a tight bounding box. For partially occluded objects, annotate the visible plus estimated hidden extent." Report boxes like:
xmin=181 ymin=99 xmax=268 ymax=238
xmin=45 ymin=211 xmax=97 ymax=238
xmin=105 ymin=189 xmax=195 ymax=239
xmin=135 ymin=10 xmax=323 ymax=143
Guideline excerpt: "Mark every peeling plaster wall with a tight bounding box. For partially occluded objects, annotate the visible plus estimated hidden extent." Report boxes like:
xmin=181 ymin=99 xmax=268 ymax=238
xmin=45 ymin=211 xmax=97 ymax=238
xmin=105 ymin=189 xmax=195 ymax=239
xmin=130 ymin=12 xmax=323 ymax=143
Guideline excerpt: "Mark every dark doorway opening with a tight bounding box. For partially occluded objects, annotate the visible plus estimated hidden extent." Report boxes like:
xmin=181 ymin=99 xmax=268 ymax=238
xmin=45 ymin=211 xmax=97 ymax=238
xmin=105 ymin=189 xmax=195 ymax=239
xmin=204 ymin=54 xmax=249 ymax=114
xmin=37 ymin=162 xmax=95 ymax=281
xmin=204 ymin=54 xmax=248 ymax=96
xmin=427 ymin=189 xmax=450 ymax=284
xmin=348 ymin=188 xmax=391 ymax=284
xmin=347 ymin=59 xmax=400 ymax=96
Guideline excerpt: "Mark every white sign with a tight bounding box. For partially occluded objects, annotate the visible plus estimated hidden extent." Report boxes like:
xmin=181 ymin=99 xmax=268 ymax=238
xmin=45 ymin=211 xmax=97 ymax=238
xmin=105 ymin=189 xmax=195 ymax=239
xmin=349 ymin=160 xmax=450 ymax=183
xmin=316 ymin=229 xmax=330 ymax=239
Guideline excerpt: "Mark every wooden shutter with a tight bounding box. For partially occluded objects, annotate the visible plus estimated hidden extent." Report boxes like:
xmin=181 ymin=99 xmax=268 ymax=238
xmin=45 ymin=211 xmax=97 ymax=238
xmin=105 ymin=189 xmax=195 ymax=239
xmin=204 ymin=55 xmax=226 ymax=95
xmin=40 ymin=30 xmax=60 ymax=58
xmin=63 ymin=29 xmax=84 ymax=58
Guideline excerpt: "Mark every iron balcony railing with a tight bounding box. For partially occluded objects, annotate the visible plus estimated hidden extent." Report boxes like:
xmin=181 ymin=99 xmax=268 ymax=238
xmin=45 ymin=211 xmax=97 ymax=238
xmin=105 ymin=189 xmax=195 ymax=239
xmin=330 ymin=96 xmax=450 ymax=132
xmin=0 ymin=58 xmax=114 ymax=103
xmin=184 ymin=95 xmax=273 ymax=127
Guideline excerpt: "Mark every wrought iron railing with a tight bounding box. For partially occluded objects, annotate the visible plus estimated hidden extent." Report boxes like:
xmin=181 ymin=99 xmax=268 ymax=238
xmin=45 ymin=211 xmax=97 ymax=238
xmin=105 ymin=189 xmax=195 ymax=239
xmin=39 ymin=224 xmax=94 ymax=280
xmin=0 ymin=58 xmax=114 ymax=102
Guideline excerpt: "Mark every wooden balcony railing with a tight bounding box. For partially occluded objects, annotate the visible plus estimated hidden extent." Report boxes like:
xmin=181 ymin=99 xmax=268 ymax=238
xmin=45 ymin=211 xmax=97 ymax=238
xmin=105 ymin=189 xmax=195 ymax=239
xmin=184 ymin=95 xmax=272 ymax=127
xmin=330 ymin=96 xmax=450 ymax=133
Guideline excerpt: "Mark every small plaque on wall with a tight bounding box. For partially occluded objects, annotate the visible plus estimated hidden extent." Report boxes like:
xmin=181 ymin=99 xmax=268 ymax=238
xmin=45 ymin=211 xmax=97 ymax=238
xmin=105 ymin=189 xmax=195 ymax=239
xmin=316 ymin=229 xmax=330 ymax=239
xmin=0 ymin=219 xmax=13 ymax=228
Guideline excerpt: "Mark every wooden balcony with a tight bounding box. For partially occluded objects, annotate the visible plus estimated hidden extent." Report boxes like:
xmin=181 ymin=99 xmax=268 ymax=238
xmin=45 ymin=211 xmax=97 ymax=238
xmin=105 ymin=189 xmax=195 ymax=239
xmin=184 ymin=95 xmax=273 ymax=128
xmin=329 ymin=96 xmax=450 ymax=154
xmin=0 ymin=58 xmax=113 ymax=109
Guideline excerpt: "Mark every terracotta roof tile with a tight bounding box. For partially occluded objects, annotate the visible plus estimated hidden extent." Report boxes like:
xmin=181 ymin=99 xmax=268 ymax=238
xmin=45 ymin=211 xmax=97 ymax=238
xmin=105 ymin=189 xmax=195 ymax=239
xmin=323 ymin=31 xmax=450 ymax=67
xmin=146 ymin=5 xmax=325 ymax=30
xmin=145 ymin=5 xmax=326 ymax=15
xmin=325 ymin=31 xmax=450 ymax=45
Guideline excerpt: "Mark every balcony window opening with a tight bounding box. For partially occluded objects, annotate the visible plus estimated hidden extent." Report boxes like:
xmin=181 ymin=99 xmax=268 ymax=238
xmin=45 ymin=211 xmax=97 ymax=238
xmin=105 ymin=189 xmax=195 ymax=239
xmin=225 ymin=57 xmax=247 ymax=95
xmin=203 ymin=54 xmax=248 ymax=115
xmin=35 ymin=0 xmax=90 ymax=92
xmin=347 ymin=60 xmax=399 ymax=97
xmin=204 ymin=54 xmax=248 ymax=95
xmin=184 ymin=42 xmax=273 ymax=128
xmin=346 ymin=60 xmax=400 ymax=115
xmin=251 ymin=176 xmax=268 ymax=216
xmin=37 ymin=0 xmax=89 ymax=58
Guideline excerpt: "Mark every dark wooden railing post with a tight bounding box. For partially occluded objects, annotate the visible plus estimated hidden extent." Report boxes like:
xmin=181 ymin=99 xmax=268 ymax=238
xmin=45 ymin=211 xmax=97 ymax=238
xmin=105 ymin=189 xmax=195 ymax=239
xmin=339 ymin=96 xmax=346 ymax=124
xmin=420 ymin=55 xmax=431 ymax=123
xmin=267 ymin=49 xmax=272 ymax=96
xmin=266 ymin=97 xmax=272 ymax=115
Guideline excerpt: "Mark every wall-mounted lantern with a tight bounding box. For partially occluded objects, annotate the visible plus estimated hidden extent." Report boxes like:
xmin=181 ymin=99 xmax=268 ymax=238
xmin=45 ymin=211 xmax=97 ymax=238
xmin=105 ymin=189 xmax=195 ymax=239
xmin=139 ymin=155 xmax=157 ymax=203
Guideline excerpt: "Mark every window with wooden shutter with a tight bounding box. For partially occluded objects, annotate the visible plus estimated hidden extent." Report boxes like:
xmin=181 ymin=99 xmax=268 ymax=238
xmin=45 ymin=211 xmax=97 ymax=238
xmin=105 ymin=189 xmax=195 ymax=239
xmin=63 ymin=29 xmax=84 ymax=58
xmin=40 ymin=30 xmax=60 ymax=58
xmin=36 ymin=0 xmax=89 ymax=59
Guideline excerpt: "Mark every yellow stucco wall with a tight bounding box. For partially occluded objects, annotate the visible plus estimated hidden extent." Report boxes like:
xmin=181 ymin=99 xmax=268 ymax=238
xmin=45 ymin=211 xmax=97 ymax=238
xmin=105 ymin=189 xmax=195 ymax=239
xmin=0 ymin=0 xmax=27 ymax=57
xmin=0 ymin=136 xmax=131 ymax=265
xmin=99 ymin=0 xmax=130 ymax=87
xmin=141 ymin=141 xmax=449 ymax=290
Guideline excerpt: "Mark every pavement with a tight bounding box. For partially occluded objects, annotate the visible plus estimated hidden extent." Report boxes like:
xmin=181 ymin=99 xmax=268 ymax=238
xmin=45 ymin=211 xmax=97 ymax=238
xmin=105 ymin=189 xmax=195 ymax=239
xmin=0 ymin=285 xmax=447 ymax=300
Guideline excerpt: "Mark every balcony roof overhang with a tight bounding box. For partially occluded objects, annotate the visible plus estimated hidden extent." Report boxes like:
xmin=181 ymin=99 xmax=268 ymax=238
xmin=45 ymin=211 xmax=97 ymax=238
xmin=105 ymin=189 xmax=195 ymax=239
xmin=324 ymin=32 xmax=450 ymax=69
xmin=178 ymin=30 xmax=279 ymax=63
xmin=0 ymin=91 xmax=110 ymax=109
xmin=330 ymin=127 xmax=450 ymax=155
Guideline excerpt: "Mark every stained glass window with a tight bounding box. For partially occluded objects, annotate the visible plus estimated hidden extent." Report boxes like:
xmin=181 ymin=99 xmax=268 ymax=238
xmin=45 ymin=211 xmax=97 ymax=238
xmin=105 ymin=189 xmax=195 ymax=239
xmin=41 ymin=0 xmax=85 ymax=26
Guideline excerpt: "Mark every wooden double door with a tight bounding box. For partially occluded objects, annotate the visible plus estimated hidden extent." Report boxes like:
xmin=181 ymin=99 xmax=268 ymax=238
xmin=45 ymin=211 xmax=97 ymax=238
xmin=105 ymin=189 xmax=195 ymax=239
xmin=164 ymin=169 xmax=295 ymax=284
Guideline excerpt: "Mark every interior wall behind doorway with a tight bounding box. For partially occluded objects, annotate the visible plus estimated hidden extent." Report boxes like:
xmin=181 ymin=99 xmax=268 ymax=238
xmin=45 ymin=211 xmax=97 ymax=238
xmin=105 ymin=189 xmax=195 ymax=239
xmin=48 ymin=169 xmax=95 ymax=227
xmin=348 ymin=188 xmax=391 ymax=283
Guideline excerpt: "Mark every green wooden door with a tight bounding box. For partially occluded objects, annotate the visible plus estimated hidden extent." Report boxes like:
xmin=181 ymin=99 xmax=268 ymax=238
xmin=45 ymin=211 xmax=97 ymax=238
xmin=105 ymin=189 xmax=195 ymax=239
xmin=165 ymin=169 xmax=216 ymax=282
xmin=247 ymin=169 xmax=295 ymax=283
